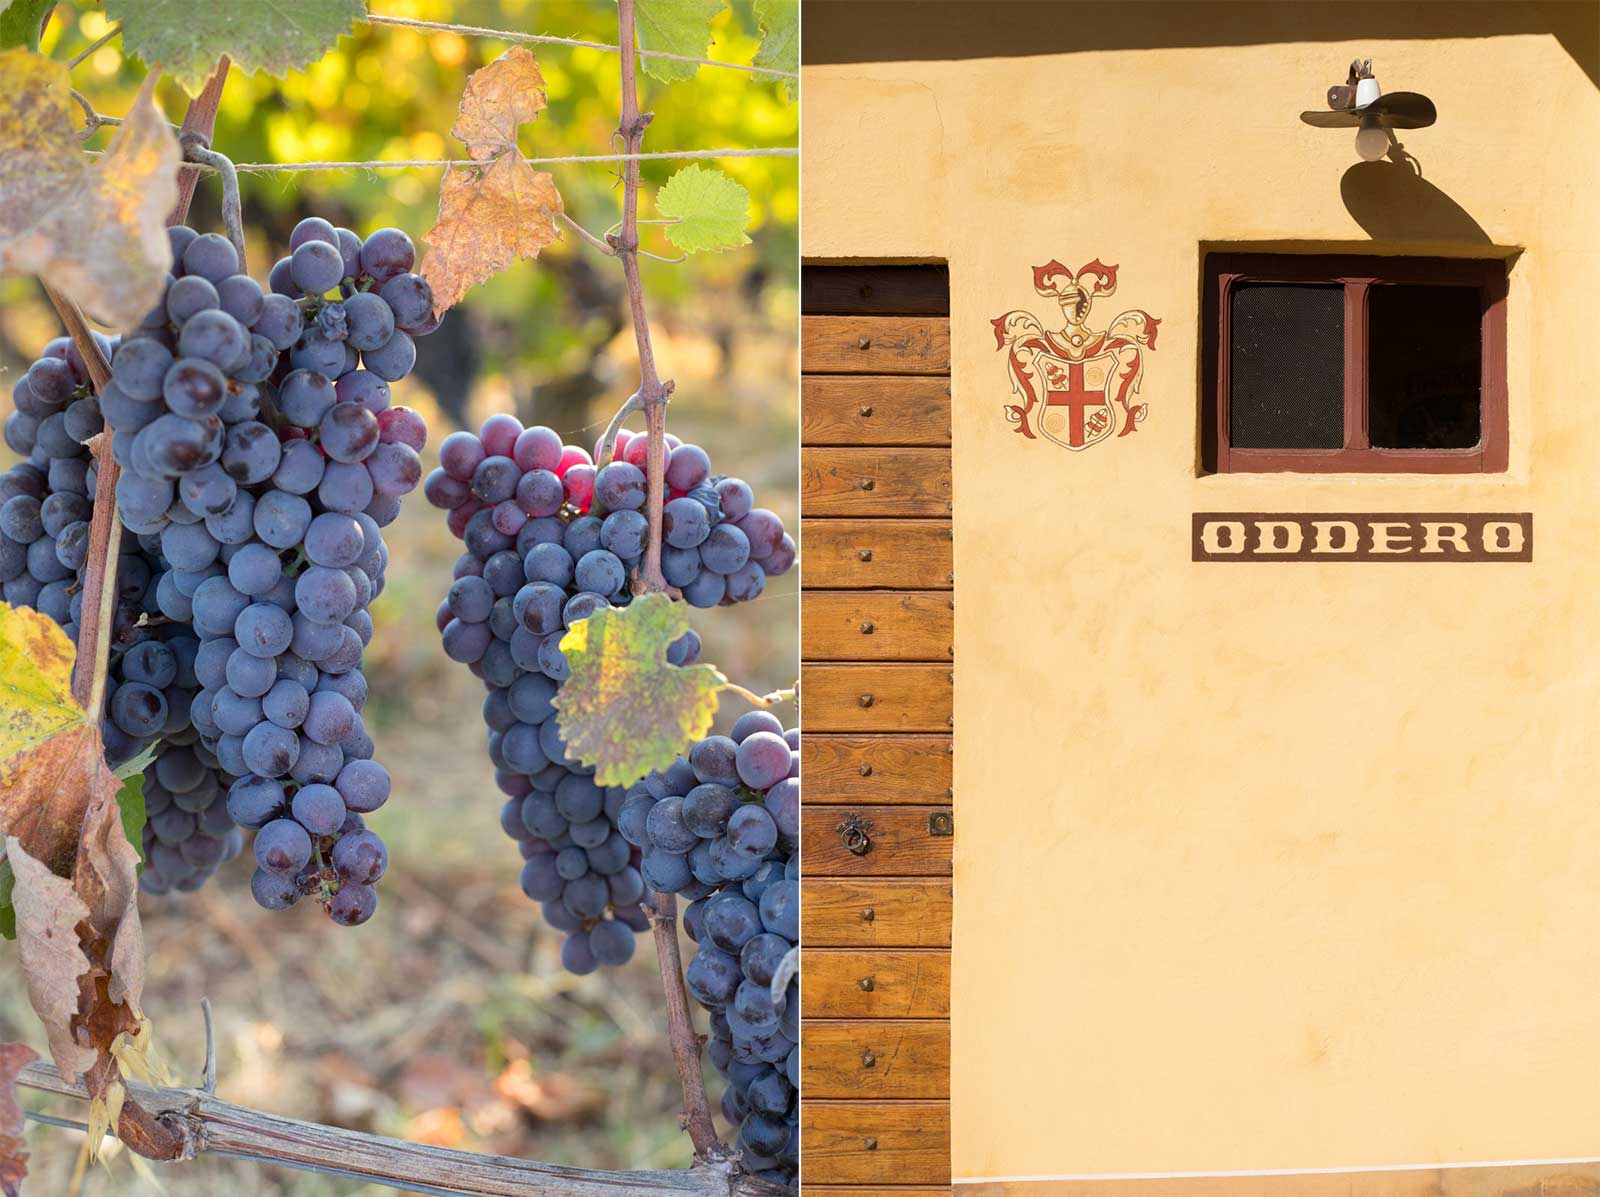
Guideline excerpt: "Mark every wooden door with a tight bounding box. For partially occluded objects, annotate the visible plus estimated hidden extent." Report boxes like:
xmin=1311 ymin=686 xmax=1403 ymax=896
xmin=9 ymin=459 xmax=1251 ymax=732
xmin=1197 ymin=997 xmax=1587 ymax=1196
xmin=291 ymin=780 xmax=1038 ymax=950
xmin=801 ymin=265 xmax=954 ymax=1197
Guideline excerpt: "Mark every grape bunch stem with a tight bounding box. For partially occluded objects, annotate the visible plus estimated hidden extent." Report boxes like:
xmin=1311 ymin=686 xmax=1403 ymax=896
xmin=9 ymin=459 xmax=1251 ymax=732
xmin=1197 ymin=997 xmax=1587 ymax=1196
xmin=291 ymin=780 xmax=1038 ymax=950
xmin=40 ymin=283 xmax=119 ymax=720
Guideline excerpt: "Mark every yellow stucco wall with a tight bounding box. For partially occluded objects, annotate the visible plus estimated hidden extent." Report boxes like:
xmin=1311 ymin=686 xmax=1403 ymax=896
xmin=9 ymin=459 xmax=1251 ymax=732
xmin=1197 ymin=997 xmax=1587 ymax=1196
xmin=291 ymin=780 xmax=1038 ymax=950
xmin=802 ymin=1 xmax=1600 ymax=1181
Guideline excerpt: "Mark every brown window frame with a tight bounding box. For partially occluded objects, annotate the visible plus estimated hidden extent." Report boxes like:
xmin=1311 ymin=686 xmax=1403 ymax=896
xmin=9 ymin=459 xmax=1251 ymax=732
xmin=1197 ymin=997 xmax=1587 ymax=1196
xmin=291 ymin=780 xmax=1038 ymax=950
xmin=1202 ymin=253 xmax=1508 ymax=474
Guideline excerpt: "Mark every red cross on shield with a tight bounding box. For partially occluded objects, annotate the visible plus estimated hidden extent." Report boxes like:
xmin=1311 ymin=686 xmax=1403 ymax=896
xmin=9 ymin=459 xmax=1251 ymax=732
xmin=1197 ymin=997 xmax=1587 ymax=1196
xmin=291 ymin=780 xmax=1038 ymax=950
xmin=1037 ymin=352 xmax=1117 ymax=451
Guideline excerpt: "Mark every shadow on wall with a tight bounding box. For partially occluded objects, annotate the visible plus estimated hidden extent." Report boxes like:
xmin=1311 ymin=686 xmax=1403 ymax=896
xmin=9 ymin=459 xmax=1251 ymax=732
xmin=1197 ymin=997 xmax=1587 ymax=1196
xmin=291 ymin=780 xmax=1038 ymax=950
xmin=1339 ymin=161 xmax=1491 ymax=243
xmin=801 ymin=0 xmax=1599 ymax=91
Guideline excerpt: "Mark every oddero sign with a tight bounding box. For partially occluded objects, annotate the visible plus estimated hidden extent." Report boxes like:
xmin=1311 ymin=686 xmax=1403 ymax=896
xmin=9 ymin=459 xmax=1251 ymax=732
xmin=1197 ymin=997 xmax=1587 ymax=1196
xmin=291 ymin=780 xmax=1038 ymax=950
xmin=1192 ymin=512 xmax=1532 ymax=562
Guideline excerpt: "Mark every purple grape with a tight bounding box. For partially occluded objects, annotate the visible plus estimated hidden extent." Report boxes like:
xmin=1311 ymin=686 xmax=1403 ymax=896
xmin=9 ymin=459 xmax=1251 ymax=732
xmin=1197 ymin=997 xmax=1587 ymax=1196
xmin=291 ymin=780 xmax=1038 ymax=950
xmin=358 ymin=227 xmax=415 ymax=284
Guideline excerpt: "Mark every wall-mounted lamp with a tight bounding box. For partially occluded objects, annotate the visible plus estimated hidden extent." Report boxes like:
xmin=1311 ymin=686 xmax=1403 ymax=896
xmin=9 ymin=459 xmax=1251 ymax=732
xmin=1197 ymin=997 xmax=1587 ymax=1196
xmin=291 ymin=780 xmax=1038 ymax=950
xmin=1301 ymin=59 xmax=1437 ymax=161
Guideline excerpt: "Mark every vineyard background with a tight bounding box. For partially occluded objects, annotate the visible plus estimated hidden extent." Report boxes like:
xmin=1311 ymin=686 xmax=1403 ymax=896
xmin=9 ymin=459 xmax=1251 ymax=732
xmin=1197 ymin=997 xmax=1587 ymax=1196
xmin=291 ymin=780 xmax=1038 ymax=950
xmin=0 ymin=2 xmax=798 ymax=1192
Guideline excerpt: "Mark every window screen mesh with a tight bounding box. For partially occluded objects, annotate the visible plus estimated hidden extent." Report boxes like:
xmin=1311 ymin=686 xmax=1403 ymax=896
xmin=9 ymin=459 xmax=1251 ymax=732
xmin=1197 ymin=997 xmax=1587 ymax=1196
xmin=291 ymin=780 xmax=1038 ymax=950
xmin=1229 ymin=283 xmax=1344 ymax=449
xmin=1367 ymin=284 xmax=1482 ymax=449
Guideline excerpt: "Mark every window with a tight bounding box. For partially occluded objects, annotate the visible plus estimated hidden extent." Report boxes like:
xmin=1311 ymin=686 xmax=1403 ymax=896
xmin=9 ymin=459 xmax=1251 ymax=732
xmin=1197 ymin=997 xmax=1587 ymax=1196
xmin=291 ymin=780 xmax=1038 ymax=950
xmin=1202 ymin=254 xmax=1507 ymax=473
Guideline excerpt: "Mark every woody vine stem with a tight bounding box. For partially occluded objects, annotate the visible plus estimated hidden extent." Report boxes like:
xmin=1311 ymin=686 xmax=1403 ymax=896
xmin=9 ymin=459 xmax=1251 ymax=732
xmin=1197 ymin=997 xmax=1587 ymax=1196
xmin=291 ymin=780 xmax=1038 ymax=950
xmin=599 ymin=0 xmax=724 ymax=1164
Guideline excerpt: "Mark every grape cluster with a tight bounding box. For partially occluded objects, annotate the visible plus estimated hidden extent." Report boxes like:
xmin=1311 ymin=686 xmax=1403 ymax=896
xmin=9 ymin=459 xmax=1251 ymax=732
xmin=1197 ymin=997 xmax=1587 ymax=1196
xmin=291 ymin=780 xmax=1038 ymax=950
xmin=425 ymin=419 xmax=796 ymax=615
xmin=617 ymin=713 xmax=799 ymax=1181
xmin=2 ymin=338 xmax=108 ymax=630
xmin=4 ymin=341 xmax=247 ymax=892
xmin=139 ymin=742 xmax=244 ymax=894
xmin=424 ymin=414 xmax=795 ymax=971
xmin=5 ymin=217 xmax=438 ymax=926
xmin=496 ymin=777 xmax=654 ymax=973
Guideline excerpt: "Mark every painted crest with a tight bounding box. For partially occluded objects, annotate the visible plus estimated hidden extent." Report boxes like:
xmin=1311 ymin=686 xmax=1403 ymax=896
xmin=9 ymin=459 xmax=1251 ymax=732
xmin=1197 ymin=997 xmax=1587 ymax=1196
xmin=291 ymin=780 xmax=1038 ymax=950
xmin=992 ymin=260 xmax=1161 ymax=449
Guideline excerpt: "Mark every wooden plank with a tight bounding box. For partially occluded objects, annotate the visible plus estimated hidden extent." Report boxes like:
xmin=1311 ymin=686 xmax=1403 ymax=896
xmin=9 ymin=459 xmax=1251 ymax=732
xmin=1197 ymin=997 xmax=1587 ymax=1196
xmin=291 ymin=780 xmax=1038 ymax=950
xmin=803 ymin=448 xmax=951 ymax=517
xmin=803 ymin=591 xmax=953 ymax=662
xmin=804 ymin=950 xmax=951 ymax=1018
xmin=803 ymin=806 xmax=952 ymax=877
xmin=803 ymin=879 xmax=954 ymax=947
xmin=801 ymin=1100 xmax=951 ymax=1186
xmin=802 ymin=376 xmax=951 ymax=446
xmin=806 ymin=1188 xmax=950 ymax=1197
xmin=803 ymin=1020 xmax=951 ymax=1099
xmin=802 ymin=735 xmax=953 ymax=804
xmin=801 ymin=265 xmax=951 ymax=316
xmin=800 ymin=520 xmax=952 ymax=590
xmin=802 ymin=664 xmax=952 ymax=733
xmin=802 ymin=316 xmax=951 ymax=375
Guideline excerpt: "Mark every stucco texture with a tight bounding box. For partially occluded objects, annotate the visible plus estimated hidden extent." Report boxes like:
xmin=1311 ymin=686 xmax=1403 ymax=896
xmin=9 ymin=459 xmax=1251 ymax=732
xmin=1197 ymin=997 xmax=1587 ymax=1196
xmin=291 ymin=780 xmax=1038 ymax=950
xmin=802 ymin=1 xmax=1600 ymax=1182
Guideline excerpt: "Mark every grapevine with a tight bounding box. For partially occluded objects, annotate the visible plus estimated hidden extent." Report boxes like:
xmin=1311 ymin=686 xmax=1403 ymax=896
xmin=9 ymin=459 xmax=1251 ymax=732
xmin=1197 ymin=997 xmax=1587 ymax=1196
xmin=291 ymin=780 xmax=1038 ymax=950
xmin=416 ymin=0 xmax=801 ymax=1180
xmin=5 ymin=211 xmax=443 ymax=924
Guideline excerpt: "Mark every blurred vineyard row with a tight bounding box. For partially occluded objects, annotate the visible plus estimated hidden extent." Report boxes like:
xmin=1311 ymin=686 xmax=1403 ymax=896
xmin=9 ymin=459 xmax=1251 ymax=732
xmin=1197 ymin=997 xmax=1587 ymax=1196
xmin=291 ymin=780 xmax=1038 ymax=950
xmin=0 ymin=2 xmax=797 ymax=1193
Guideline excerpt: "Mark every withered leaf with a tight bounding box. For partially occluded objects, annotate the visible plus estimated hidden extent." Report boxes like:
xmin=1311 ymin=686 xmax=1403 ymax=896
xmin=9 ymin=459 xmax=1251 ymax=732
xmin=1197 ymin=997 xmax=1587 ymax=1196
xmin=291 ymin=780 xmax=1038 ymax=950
xmin=6 ymin=842 xmax=98 ymax=1084
xmin=0 ymin=607 xmax=148 ymax=1089
xmin=0 ymin=604 xmax=113 ymax=877
xmin=0 ymin=1043 xmax=38 ymax=1197
xmin=421 ymin=45 xmax=564 ymax=315
xmin=451 ymin=46 xmax=548 ymax=160
xmin=419 ymin=153 xmax=563 ymax=317
xmin=0 ymin=54 xmax=178 ymax=330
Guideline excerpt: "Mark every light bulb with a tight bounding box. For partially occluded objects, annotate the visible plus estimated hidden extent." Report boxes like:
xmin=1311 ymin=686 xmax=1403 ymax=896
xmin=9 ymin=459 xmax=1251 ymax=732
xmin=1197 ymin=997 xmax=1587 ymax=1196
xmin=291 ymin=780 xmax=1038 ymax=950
xmin=1355 ymin=118 xmax=1388 ymax=162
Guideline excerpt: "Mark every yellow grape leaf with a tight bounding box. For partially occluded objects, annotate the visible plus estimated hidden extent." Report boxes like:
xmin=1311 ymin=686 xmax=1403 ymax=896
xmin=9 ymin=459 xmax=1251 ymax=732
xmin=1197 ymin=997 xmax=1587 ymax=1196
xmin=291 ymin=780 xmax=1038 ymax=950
xmin=0 ymin=54 xmax=178 ymax=330
xmin=0 ymin=1042 xmax=38 ymax=1197
xmin=451 ymin=46 xmax=548 ymax=160
xmin=420 ymin=153 xmax=562 ymax=317
xmin=0 ymin=605 xmax=148 ymax=1090
xmin=554 ymin=594 xmax=727 ymax=787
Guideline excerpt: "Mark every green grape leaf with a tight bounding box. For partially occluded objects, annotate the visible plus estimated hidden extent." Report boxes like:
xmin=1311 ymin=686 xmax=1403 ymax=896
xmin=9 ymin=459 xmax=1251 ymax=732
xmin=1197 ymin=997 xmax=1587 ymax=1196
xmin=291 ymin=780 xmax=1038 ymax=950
xmin=0 ymin=0 xmax=56 ymax=51
xmin=655 ymin=165 xmax=752 ymax=253
xmin=105 ymin=0 xmax=366 ymax=95
xmin=116 ymin=774 xmax=145 ymax=874
xmin=635 ymin=0 xmax=725 ymax=83
xmin=554 ymin=594 xmax=726 ymax=786
xmin=752 ymin=0 xmax=797 ymax=98
xmin=0 ymin=851 xmax=14 ymax=941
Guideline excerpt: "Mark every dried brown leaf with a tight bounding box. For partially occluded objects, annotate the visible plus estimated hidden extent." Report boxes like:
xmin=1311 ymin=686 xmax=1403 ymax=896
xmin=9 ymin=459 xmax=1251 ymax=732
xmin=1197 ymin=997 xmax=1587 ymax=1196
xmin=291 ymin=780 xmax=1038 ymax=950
xmin=419 ymin=152 xmax=562 ymax=316
xmin=0 ymin=608 xmax=148 ymax=1091
xmin=451 ymin=46 xmax=547 ymax=160
xmin=0 ymin=1043 xmax=39 ymax=1197
xmin=0 ymin=52 xmax=178 ymax=330
xmin=74 ymin=783 xmax=146 ymax=1013
xmin=6 ymin=842 xmax=98 ymax=1084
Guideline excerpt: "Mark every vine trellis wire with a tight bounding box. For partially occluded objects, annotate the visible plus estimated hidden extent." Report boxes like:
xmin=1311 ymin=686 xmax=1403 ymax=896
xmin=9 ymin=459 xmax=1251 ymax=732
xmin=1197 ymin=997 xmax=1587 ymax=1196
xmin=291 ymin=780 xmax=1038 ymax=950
xmin=70 ymin=8 xmax=798 ymax=174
